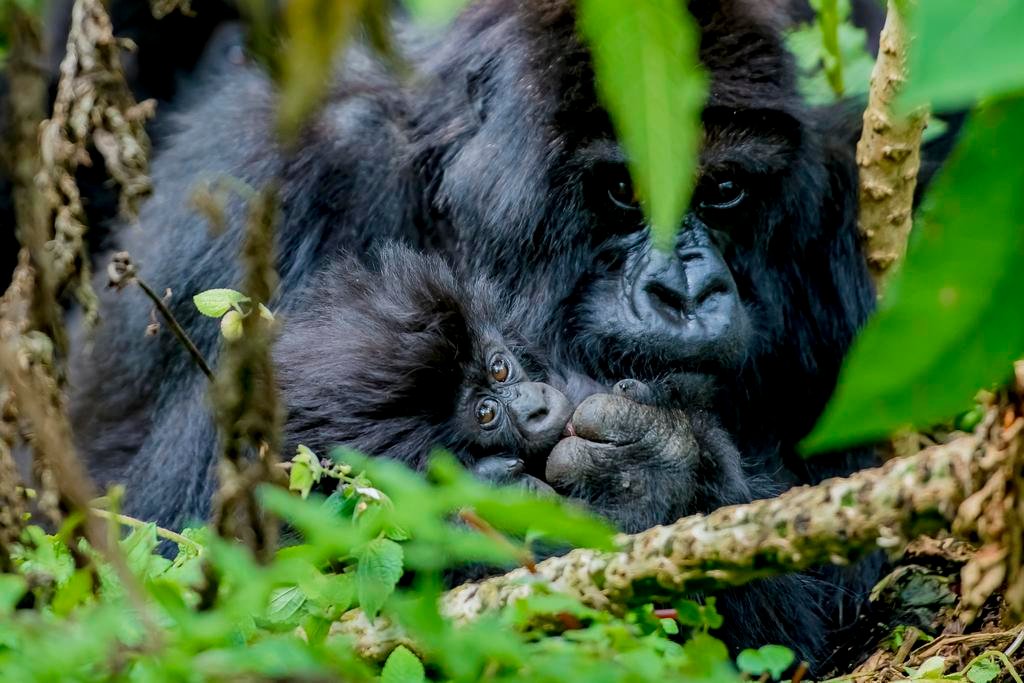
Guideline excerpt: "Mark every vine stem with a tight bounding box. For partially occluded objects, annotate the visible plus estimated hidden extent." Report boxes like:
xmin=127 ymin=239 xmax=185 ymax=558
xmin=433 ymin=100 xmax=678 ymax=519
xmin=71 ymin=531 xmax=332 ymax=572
xmin=90 ymin=508 xmax=202 ymax=553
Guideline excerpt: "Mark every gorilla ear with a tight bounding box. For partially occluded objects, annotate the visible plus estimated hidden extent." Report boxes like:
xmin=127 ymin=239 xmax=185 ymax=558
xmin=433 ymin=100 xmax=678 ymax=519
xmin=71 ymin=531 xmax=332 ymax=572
xmin=466 ymin=57 xmax=496 ymax=125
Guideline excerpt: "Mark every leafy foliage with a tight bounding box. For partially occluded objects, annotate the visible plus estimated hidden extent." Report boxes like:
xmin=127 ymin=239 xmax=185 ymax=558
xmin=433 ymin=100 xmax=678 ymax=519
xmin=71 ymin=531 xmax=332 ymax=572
xmin=786 ymin=0 xmax=874 ymax=104
xmin=0 ymin=449 xmax=753 ymax=681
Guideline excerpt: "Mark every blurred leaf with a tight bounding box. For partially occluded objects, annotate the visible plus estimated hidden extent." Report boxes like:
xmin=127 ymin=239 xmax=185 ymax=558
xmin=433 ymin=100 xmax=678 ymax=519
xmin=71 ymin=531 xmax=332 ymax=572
xmin=966 ymin=656 xmax=1001 ymax=683
xmin=193 ymin=288 xmax=249 ymax=317
xmin=786 ymin=0 xmax=874 ymax=104
xmin=903 ymin=0 xmax=1024 ymax=110
xmin=736 ymin=644 xmax=794 ymax=680
xmin=578 ymin=0 xmax=707 ymax=250
xmin=427 ymin=454 xmax=617 ymax=551
xmin=908 ymin=655 xmax=948 ymax=679
xmin=52 ymin=568 xmax=93 ymax=616
xmin=804 ymin=97 xmax=1024 ymax=452
xmin=402 ymin=0 xmax=466 ymax=26
xmin=382 ymin=645 xmax=425 ymax=683
xmin=356 ymin=537 xmax=403 ymax=618
xmin=277 ymin=0 xmax=368 ymax=139
xmin=0 ymin=575 xmax=26 ymax=614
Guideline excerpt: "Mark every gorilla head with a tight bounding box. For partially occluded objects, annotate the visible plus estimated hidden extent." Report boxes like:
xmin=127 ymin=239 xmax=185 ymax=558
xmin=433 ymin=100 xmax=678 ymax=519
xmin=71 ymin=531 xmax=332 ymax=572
xmin=412 ymin=0 xmax=874 ymax=463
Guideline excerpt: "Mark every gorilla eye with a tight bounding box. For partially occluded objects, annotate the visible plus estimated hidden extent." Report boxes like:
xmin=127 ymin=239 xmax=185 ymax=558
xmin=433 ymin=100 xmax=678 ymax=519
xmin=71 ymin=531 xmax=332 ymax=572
xmin=698 ymin=179 xmax=746 ymax=211
xmin=607 ymin=171 xmax=641 ymax=211
xmin=476 ymin=399 xmax=500 ymax=427
xmin=489 ymin=355 xmax=510 ymax=382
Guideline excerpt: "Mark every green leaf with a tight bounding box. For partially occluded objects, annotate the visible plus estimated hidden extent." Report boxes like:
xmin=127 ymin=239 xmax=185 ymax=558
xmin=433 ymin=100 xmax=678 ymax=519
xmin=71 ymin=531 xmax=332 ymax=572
xmin=966 ymin=656 xmax=1001 ymax=683
xmin=381 ymin=645 xmax=425 ymax=683
xmin=401 ymin=0 xmax=466 ymax=26
xmin=909 ymin=655 xmax=947 ymax=679
xmin=289 ymin=445 xmax=323 ymax=499
xmin=356 ymin=537 xmax=404 ymax=618
xmin=193 ymin=288 xmax=249 ymax=318
xmin=52 ymin=568 xmax=93 ymax=616
xmin=735 ymin=645 xmax=794 ymax=680
xmin=804 ymin=97 xmax=1024 ymax=452
xmin=266 ymin=586 xmax=307 ymax=625
xmin=903 ymin=0 xmax=1024 ymax=110
xmin=786 ymin=0 xmax=874 ymax=105
xmin=0 ymin=575 xmax=26 ymax=614
xmin=577 ymin=0 xmax=706 ymax=250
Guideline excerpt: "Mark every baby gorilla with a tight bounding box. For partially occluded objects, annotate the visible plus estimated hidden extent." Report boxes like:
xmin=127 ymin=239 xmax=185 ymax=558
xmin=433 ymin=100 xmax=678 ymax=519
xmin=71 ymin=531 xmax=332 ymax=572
xmin=275 ymin=244 xmax=571 ymax=490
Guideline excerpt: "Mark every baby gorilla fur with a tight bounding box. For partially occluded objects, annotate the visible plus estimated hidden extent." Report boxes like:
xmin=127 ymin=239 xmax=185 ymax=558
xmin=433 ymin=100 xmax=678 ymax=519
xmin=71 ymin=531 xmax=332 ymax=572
xmin=275 ymin=244 xmax=571 ymax=484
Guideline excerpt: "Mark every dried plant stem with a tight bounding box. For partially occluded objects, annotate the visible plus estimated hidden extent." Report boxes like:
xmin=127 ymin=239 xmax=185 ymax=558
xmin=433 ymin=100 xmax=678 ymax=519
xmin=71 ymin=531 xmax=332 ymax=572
xmin=135 ymin=277 xmax=215 ymax=381
xmin=856 ymin=0 xmax=929 ymax=292
xmin=210 ymin=187 xmax=284 ymax=563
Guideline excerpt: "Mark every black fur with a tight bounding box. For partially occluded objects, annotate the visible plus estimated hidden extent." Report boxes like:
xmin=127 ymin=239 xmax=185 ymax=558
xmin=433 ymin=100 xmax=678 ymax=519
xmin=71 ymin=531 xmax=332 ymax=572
xmin=65 ymin=0 xmax=958 ymax=667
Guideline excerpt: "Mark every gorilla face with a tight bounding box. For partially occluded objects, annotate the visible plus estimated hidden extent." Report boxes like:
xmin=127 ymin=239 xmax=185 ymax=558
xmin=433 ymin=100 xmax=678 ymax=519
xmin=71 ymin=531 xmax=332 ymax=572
xmin=417 ymin=0 xmax=865 ymax=408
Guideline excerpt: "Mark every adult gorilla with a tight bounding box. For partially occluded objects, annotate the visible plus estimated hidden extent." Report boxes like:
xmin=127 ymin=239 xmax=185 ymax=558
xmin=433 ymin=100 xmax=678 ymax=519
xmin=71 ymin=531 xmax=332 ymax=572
xmin=69 ymin=0 xmax=944 ymax=665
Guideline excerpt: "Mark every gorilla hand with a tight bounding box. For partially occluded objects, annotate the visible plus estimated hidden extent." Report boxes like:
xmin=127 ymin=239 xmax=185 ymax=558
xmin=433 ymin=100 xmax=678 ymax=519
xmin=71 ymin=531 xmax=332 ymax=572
xmin=545 ymin=381 xmax=750 ymax=533
xmin=472 ymin=455 xmax=556 ymax=496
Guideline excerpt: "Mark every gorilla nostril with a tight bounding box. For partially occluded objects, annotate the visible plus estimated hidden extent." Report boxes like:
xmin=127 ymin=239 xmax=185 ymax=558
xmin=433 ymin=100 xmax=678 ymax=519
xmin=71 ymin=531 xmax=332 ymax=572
xmin=644 ymin=281 xmax=688 ymax=316
xmin=695 ymin=279 xmax=731 ymax=307
xmin=526 ymin=405 xmax=549 ymax=424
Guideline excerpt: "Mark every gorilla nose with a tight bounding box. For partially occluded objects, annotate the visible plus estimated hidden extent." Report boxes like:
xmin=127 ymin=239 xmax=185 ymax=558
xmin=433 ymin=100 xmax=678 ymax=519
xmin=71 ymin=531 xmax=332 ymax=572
xmin=508 ymin=382 xmax=573 ymax=453
xmin=643 ymin=247 xmax=735 ymax=321
xmin=634 ymin=246 xmax=749 ymax=364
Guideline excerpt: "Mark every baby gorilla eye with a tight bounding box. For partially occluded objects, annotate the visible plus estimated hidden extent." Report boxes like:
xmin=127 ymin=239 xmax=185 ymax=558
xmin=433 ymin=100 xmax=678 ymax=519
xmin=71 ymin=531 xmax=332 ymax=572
xmin=489 ymin=355 xmax=510 ymax=382
xmin=476 ymin=398 xmax=500 ymax=427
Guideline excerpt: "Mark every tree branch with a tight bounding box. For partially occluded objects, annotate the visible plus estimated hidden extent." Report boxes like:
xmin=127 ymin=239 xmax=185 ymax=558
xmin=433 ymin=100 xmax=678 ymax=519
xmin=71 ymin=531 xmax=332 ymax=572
xmin=329 ymin=404 xmax=1020 ymax=661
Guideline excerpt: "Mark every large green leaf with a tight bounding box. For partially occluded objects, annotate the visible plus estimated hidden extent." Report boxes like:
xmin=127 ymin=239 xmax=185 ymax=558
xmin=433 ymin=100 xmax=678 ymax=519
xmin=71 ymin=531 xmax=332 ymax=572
xmin=577 ymin=0 xmax=706 ymax=250
xmin=804 ymin=97 xmax=1024 ymax=453
xmin=356 ymin=537 xmax=404 ymax=618
xmin=902 ymin=0 xmax=1024 ymax=110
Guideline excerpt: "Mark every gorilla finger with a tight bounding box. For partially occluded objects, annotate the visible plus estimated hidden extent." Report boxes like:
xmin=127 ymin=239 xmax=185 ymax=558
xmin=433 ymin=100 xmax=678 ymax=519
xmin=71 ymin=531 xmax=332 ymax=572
xmin=545 ymin=436 xmax=620 ymax=488
xmin=612 ymin=378 xmax=657 ymax=404
xmin=472 ymin=456 xmax=525 ymax=485
xmin=516 ymin=474 xmax=557 ymax=497
xmin=545 ymin=437 xmax=589 ymax=488
xmin=570 ymin=392 xmax=655 ymax=444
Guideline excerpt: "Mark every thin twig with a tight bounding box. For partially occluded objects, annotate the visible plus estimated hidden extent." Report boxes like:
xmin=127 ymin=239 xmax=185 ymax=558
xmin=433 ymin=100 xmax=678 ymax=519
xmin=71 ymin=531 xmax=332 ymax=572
xmin=90 ymin=508 xmax=202 ymax=553
xmin=135 ymin=277 xmax=214 ymax=381
xmin=459 ymin=508 xmax=537 ymax=573
xmin=107 ymin=251 xmax=214 ymax=382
